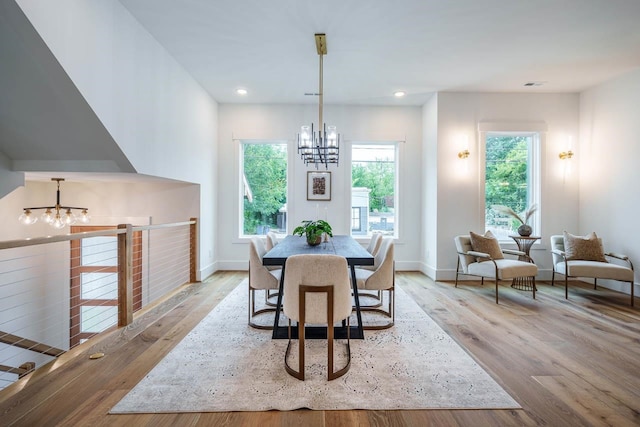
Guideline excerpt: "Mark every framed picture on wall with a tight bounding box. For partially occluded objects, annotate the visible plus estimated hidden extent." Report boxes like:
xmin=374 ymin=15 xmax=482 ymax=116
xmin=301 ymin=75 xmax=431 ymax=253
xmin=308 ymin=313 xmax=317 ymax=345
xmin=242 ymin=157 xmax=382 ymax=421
xmin=307 ymin=171 xmax=331 ymax=201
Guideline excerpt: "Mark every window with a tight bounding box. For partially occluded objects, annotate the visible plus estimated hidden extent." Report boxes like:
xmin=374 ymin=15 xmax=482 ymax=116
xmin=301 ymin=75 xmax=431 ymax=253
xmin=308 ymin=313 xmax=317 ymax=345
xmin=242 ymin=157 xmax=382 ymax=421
xmin=351 ymin=143 xmax=398 ymax=237
xmin=241 ymin=142 xmax=287 ymax=236
xmin=351 ymin=207 xmax=361 ymax=232
xmin=484 ymin=132 xmax=540 ymax=240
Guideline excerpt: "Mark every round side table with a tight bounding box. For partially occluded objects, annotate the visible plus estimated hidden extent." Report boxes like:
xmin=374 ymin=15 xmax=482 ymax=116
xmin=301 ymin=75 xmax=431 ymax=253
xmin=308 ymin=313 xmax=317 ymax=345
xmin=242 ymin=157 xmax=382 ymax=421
xmin=509 ymin=235 xmax=540 ymax=290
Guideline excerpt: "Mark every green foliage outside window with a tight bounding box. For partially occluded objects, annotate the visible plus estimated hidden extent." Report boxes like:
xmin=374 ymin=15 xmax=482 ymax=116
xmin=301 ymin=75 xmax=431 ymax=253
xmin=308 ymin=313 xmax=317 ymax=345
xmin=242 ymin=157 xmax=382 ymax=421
xmin=485 ymin=135 xmax=529 ymax=230
xmin=243 ymin=144 xmax=287 ymax=235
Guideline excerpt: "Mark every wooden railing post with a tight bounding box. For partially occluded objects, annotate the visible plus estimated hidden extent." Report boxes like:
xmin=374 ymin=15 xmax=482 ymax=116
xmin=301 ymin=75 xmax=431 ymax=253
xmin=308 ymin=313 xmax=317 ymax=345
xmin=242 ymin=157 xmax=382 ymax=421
xmin=117 ymin=223 xmax=133 ymax=327
xmin=190 ymin=217 xmax=198 ymax=283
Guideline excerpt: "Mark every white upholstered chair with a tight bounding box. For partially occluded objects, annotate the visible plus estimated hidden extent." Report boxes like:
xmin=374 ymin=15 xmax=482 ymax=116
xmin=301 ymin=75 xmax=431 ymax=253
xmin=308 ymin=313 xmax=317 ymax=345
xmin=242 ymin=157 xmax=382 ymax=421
xmin=248 ymin=237 xmax=281 ymax=329
xmin=264 ymin=232 xmax=280 ymax=301
xmin=366 ymin=232 xmax=383 ymax=256
xmin=353 ymin=237 xmax=395 ymax=329
xmin=454 ymin=234 xmax=538 ymax=303
xmin=265 ymin=232 xmax=279 ymax=251
xmin=283 ymin=254 xmax=352 ymax=381
xmin=360 ymin=232 xmax=384 ymax=276
xmin=550 ymin=234 xmax=635 ymax=306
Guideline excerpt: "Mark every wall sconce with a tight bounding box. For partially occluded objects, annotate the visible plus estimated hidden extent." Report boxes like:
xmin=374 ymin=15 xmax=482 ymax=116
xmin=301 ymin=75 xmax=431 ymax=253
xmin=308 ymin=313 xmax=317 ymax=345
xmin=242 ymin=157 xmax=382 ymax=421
xmin=559 ymin=150 xmax=574 ymax=160
xmin=458 ymin=149 xmax=470 ymax=159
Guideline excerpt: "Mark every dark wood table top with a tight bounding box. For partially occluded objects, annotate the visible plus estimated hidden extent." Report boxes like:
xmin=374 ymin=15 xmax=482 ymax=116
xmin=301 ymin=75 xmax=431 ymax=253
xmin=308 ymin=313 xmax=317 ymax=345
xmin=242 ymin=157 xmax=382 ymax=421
xmin=263 ymin=235 xmax=374 ymax=266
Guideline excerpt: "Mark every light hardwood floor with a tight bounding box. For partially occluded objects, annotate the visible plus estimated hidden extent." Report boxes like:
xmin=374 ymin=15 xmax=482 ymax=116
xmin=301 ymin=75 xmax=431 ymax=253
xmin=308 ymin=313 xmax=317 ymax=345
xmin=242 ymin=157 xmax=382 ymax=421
xmin=1 ymin=271 xmax=639 ymax=426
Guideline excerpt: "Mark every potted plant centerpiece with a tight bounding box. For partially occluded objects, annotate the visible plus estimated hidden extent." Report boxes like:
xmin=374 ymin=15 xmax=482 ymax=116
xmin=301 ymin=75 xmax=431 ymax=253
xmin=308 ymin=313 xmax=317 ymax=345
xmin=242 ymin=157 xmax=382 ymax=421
xmin=491 ymin=204 xmax=537 ymax=236
xmin=292 ymin=220 xmax=333 ymax=246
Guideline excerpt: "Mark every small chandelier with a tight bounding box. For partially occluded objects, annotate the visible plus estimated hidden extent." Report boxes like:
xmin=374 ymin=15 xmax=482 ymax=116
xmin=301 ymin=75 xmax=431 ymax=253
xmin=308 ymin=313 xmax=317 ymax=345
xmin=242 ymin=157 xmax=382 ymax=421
xmin=19 ymin=178 xmax=90 ymax=229
xmin=297 ymin=33 xmax=340 ymax=169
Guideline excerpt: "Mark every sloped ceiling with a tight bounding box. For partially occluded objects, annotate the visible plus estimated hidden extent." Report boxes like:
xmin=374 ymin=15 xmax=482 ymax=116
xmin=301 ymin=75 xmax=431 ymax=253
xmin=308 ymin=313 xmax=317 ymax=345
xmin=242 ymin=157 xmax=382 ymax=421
xmin=0 ymin=0 xmax=135 ymax=174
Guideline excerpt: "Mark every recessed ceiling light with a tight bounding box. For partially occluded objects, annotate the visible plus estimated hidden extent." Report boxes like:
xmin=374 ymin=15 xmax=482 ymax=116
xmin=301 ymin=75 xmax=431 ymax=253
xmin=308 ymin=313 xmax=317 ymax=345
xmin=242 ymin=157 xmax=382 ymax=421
xmin=394 ymin=91 xmax=406 ymax=97
xmin=236 ymin=88 xmax=248 ymax=95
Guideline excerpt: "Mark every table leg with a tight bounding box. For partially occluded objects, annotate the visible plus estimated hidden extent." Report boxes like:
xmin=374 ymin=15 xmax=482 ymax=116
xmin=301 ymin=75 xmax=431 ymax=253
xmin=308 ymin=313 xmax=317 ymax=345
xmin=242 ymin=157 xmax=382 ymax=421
xmin=351 ymin=264 xmax=364 ymax=339
xmin=271 ymin=259 xmax=286 ymax=339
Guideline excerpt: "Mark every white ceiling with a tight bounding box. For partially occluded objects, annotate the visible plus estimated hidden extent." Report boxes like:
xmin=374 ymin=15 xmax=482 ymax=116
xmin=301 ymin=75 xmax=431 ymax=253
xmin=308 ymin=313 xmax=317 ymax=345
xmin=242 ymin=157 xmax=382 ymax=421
xmin=119 ymin=0 xmax=640 ymax=106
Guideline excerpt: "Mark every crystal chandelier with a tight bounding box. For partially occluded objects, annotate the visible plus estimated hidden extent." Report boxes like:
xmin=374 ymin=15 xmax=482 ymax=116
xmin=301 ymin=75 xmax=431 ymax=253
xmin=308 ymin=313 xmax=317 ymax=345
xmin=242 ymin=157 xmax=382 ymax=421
xmin=297 ymin=33 xmax=340 ymax=169
xmin=18 ymin=178 xmax=90 ymax=229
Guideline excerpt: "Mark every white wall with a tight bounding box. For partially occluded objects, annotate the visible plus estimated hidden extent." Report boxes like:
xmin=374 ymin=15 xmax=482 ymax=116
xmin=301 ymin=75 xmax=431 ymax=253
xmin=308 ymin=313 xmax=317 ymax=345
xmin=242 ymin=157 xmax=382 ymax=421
xmin=579 ymin=69 xmax=640 ymax=295
xmin=422 ymin=93 xmax=439 ymax=278
xmin=216 ymin=104 xmax=423 ymax=270
xmin=15 ymin=0 xmax=218 ymax=279
xmin=431 ymin=92 xmax=580 ymax=280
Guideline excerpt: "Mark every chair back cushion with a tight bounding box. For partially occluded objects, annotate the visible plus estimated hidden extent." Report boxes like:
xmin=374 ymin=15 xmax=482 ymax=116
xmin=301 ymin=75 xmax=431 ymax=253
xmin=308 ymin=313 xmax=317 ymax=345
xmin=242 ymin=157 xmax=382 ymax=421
xmin=266 ymin=232 xmax=279 ymax=251
xmin=366 ymin=232 xmax=383 ymax=256
xmin=469 ymin=230 xmax=504 ymax=262
xmin=563 ymin=231 xmax=607 ymax=262
xmin=249 ymin=237 xmax=279 ymax=290
xmin=550 ymin=235 xmax=565 ymax=266
xmin=283 ymin=254 xmax=351 ymax=324
xmin=454 ymin=235 xmax=476 ymax=273
xmin=360 ymin=238 xmax=394 ymax=290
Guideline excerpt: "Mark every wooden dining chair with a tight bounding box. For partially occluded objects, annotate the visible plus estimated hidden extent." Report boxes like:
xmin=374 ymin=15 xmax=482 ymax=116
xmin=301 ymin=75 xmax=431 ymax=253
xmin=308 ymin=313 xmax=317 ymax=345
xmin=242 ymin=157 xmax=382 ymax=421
xmin=283 ymin=254 xmax=352 ymax=381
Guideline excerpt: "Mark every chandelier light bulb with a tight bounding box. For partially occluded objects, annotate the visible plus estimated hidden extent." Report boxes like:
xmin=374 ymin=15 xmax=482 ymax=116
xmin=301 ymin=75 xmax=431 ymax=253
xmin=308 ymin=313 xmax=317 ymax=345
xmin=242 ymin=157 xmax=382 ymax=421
xmin=79 ymin=209 xmax=91 ymax=223
xmin=64 ymin=209 xmax=76 ymax=225
xmin=18 ymin=209 xmax=38 ymax=225
xmin=51 ymin=213 xmax=66 ymax=229
xmin=41 ymin=208 xmax=53 ymax=223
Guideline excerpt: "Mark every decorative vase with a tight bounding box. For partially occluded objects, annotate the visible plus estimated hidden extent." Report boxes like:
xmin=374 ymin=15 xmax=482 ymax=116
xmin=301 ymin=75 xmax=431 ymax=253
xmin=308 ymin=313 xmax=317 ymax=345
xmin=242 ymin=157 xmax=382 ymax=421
xmin=517 ymin=224 xmax=532 ymax=237
xmin=306 ymin=235 xmax=322 ymax=246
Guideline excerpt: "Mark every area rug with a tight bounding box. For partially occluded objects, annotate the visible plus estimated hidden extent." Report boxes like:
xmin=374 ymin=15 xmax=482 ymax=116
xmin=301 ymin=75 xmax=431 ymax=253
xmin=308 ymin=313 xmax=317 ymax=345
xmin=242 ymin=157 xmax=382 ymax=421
xmin=111 ymin=281 xmax=520 ymax=413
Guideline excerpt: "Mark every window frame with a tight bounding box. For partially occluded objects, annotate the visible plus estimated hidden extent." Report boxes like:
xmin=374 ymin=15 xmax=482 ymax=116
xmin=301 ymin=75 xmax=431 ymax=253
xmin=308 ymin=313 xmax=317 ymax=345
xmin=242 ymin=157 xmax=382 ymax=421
xmin=349 ymin=141 xmax=400 ymax=239
xmin=238 ymin=139 xmax=289 ymax=239
xmin=478 ymin=122 xmax=546 ymax=242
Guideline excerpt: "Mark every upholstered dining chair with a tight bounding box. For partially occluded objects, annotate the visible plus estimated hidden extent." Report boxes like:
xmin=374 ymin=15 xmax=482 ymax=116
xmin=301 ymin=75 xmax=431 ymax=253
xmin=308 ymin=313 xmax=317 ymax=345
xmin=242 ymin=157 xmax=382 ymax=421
xmin=248 ymin=237 xmax=281 ymax=329
xmin=550 ymin=233 xmax=635 ymax=306
xmin=366 ymin=232 xmax=383 ymax=256
xmin=454 ymin=233 xmax=538 ymax=303
xmin=283 ymin=254 xmax=352 ymax=381
xmin=353 ymin=237 xmax=395 ymax=329
xmin=360 ymin=232 xmax=384 ymax=276
xmin=265 ymin=231 xmax=279 ymax=251
xmin=264 ymin=232 xmax=280 ymax=301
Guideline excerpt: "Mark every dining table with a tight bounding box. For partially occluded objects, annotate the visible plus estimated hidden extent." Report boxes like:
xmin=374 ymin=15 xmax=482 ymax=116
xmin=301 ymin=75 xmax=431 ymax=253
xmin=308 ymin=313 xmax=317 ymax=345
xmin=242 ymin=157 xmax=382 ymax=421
xmin=263 ymin=234 xmax=374 ymax=339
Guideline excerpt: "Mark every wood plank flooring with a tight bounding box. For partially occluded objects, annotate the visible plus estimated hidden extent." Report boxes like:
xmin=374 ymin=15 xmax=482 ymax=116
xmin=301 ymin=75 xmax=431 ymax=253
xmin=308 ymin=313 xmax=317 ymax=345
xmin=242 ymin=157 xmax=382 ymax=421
xmin=1 ymin=271 xmax=639 ymax=426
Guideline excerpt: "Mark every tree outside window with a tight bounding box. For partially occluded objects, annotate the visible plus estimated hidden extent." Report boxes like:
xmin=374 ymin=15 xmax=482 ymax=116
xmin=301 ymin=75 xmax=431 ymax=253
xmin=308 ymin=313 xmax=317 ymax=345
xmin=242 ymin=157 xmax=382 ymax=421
xmin=242 ymin=143 xmax=287 ymax=236
xmin=485 ymin=133 xmax=538 ymax=239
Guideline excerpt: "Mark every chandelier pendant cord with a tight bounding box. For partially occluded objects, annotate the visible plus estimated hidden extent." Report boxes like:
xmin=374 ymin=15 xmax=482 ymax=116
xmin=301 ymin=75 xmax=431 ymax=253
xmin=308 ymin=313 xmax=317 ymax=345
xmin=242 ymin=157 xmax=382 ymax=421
xmin=297 ymin=33 xmax=339 ymax=169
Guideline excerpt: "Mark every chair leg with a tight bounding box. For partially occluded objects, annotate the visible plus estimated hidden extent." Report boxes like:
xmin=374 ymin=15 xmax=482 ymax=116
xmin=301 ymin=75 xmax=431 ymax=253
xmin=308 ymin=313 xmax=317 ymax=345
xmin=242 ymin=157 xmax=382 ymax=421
xmin=495 ymin=278 xmax=499 ymax=304
xmin=594 ymin=278 xmax=597 ymax=290
xmin=249 ymin=288 xmax=277 ymax=330
xmin=532 ymin=276 xmax=536 ymax=299
xmin=455 ymin=258 xmax=460 ymax=287
xmin=551 ymin=270 xmax=555 ymax=286
xmin=362 ymin=288 xmax=395 ymax=330
xmin=284 ymin=319 xmax=305 ymax=380
xmin=631 ymin=281 xmax=635 ymax=307
xmin=284 ymin=285 xmax=350 ymax=381
xmin=565 ymin=275 xmax=569 ymax=299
